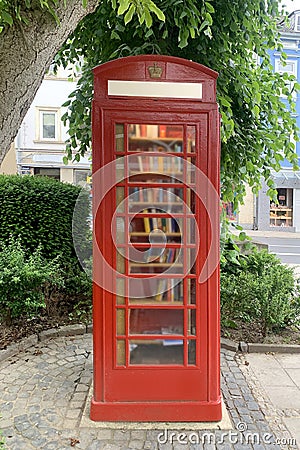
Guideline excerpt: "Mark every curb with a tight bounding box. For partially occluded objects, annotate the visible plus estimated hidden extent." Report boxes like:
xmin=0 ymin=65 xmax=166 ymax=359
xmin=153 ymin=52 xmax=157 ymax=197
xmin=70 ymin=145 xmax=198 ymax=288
xmin=1 ymin=325 xmax=300 ymax=363
xmin=0 ymin=323 xmax=91 ymax=363
xmin=220 ymin=337 xmax=300 ymax=354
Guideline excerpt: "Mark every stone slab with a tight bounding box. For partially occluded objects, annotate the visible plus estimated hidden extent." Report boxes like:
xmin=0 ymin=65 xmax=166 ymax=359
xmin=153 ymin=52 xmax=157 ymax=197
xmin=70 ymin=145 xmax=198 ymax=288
xmin=253 ymin=368 xmax=295 ymax=387
xmin=248 ymin=343 xmax=300 ymax=353
xmin=275 ymin=354 xmax=300 ymax=369
xmin=79 ymin=385 xmax=233 ymax=430
xmin=246 ymin=353 xmax=283 ymax=370
xmin=220 ymin=337 xmax=238 ymax=353
xmin=263 ymin=386 xmax=300 ymax=410
xmin=285 ymin=370 xmax=300 ymax=389
xmin=282 ymin=417 xmax=300 ymax=446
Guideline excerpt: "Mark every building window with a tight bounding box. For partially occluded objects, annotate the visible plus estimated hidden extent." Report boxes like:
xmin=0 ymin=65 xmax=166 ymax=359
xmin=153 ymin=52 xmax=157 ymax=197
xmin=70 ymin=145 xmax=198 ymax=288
xmin=46 ymin=64 xmax=57 ymax=77
xmin=74 ymin=169 xmax=92 ymax=186
xmin=295 ymin=14 xmax=300 ymax=32
xmin=36 ymin=108 xmax=60 ymax=141
xmin=34 ymin=167 xmax=60 ymax=180
xmin=275 ymin=59 xmax=297 ymax=96
xmin=270 ymin=188 xmax=293 ymax=228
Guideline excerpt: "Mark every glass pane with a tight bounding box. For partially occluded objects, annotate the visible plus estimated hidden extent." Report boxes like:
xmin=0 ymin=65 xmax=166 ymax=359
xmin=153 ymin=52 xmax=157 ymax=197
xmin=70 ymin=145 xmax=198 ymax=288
xmin=129 ymin=245 xmax=183 ymax=274
xmin=187 ymin=126 xmax=196 ymax=153
xmin=129 ymin=216 xmax=182 ymax=244
xmin=115 ymin=124 xmax=124 ymax=152
xmin=128 ymin=278 xmax=183 ymax=303
xmin=116 ymin=278 xmax=125 ymax=304
xmin=187 ymin=247 xmax=197 ymax=274
xmin=128 ymin=154 xmax=183 ymax=180
xmin=116 ymin=217 xmax=125 ymax=244
xmin=129 ymin=340 xmax=184 ymax=365
xmin=42 ymin=113 xmax=55 ymax=139
xmin=116 ymin=309 xmax=125 ymax=335
xmin=188 ymin=309 xmax=196 ymax=335
xmin=188 ymin=340 xmax=196 ymax=365
xmin=128 ymin=187 xmax=184 ymax=213
xmin=186 ymin=189 xmax=195 ymax=213
xmin=116 ymin=156 xmax=125 ymax=181
xmin=186 ymin=157 xmax=196 ymax=184
xmin=129 ymin=309 xmax=183 ymax=335
xmin=186 ymin=218 xmax=197 ymax=243
xmin=116 ymin=252 xmax=125 ymax=273
xmin=116 ymin=187 xmax=125 ymax=211
xmin=116 ymin=340 xmax=125 ymax=365
xmin=128 ymin=124 xmax=183 ymax=152
xmin=188 ymin=278 xmax=196 ymax=304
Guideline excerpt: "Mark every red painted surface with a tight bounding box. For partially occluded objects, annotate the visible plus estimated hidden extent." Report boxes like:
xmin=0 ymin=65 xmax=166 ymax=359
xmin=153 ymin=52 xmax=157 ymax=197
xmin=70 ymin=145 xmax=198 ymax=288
xmin=91 ymin=55 xmax=221 ymax=421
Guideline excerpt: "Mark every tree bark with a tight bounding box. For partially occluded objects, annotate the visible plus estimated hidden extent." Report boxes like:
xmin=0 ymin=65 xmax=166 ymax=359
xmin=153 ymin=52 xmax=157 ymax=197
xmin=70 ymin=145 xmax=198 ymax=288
xmin=0 ymin=0 xmax=99 ymax=165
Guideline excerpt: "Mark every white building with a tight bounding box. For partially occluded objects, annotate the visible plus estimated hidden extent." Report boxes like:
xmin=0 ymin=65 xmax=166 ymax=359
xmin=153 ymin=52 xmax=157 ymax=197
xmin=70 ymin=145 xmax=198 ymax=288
xmin=15 ymin=65 xmax=91 ymax=185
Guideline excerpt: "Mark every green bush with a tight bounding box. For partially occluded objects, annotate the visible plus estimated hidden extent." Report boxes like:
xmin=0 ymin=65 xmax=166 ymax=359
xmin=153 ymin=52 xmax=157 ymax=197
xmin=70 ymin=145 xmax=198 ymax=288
xmin=0 ymin=175 xmax=91 ymax=303
xmin=221 ymin=249 xmax=300 ymax=335
xmin=0 ymin=175 xmax=89 ymax=264
xmin=0 ymin=238 xmax=63 ymax=324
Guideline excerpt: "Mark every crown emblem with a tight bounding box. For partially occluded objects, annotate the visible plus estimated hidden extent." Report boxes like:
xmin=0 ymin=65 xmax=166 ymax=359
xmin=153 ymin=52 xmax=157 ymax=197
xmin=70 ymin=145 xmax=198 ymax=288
xmin=148 ymin=63 xmax=163 ymax=78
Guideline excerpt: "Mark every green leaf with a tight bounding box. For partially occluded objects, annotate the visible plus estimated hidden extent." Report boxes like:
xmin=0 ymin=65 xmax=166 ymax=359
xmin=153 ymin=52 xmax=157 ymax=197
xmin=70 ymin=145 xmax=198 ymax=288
xmin=205 ymin=2 xmax=215 ymax=13
xmin=1 ymin=11 xmax=13 ymax=26
xmin=117 ymin=0 xmax=130 ymax=16
xmin=124 ymin=4 xmax=135 ymax=24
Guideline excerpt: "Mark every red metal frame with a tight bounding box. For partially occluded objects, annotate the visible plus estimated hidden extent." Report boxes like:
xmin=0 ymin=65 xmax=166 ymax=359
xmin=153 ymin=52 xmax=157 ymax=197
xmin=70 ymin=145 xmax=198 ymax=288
xmin=91 ymin=55 xmax=221 ymax=421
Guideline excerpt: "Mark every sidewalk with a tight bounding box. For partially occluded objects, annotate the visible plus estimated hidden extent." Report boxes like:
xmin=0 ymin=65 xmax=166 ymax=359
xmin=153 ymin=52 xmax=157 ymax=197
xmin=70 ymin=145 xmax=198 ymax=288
xmin=0 ymin=332 xmax=299 ymax=449
xmin=240 ymin=353 xmax=300 ymax=446
xmin=244 ymin=230 xmax=300 ymax=239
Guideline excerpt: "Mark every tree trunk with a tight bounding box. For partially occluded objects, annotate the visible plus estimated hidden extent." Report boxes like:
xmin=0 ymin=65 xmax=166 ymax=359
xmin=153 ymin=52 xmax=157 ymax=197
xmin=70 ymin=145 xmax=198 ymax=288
xmin=0 ymin=0 xmax=99 ymax=165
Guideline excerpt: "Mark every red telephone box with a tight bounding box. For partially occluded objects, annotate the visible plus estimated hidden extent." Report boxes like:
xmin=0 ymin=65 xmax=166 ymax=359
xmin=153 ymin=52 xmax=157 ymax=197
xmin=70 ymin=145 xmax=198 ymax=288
xmin=91 ymin=55 xmax=221 ymax=421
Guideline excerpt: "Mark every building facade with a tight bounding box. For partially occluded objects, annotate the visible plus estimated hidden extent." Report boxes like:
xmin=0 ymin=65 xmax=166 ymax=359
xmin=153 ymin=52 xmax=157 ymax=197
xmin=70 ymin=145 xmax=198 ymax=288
xmin=257 ymin=10 xmax=300 ymax=231
xmin=238 ymin=10 xmax=300 ymax=231
xmin=12 ymin=66 xmax=91 ymax=186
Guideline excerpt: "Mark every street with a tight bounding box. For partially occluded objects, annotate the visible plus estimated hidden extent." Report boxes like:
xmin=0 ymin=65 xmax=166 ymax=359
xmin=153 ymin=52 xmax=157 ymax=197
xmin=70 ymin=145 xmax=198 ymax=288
xmin=245 ymin=231 xmax=300 ymax=265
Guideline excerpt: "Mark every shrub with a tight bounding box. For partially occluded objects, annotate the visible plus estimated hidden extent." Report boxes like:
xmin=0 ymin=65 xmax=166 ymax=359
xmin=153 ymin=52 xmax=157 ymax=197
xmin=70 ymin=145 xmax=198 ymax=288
xmin=0 ymin=175 xmax=91 ymax=304
xmin=221 ymin=249 xmax=300 ymax=336
xmin=0 ymin=238 xmax=64 ymax=325
xmin=0 ymin=175 xmax=89 ymax=264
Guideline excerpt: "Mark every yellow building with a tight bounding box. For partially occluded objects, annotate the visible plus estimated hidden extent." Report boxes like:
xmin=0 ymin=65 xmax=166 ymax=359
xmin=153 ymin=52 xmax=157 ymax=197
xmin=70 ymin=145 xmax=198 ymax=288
xmin=0 ymin=143 xmax=17 ymax=175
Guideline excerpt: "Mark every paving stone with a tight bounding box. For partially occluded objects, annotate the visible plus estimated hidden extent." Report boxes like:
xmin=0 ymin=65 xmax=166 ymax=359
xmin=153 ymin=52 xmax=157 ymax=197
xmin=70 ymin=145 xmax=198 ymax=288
xmin=113 ymin=430 xmax=131 ymax=441
xmin=128 ymin=440 xmax=145 ymax=449
xmin=144 ymin=440 xmax=157 ymax=449
xmin=0 ymin=334 xmax=297 ymax=450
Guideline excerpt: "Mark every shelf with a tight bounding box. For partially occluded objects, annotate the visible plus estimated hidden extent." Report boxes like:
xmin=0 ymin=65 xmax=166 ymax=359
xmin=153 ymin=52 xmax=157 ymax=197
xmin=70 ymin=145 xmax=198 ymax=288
xmin=270 ymin=217 xmax=291 ymax=220
xmin=130 ymin=263 xmax=183 ymax=267
xmin=129 ymin=137 xmax=183 ymax=142
xmin=128 ymin=299 xmax=183 ymax=305
xmin=130 ymin=232 xmax=181 ymax=236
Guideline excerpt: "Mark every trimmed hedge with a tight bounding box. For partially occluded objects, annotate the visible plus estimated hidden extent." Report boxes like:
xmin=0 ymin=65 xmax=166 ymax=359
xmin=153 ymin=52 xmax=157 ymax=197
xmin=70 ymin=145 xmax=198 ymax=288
xmin=0 ymin=175 xmax=89 ymax=265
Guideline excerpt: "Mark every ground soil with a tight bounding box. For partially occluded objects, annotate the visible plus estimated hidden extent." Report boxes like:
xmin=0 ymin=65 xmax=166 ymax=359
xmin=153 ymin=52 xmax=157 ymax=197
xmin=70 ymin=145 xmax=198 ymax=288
xmin=1 ymin=313 xmax=300 ymax=350
xmin=221 ymin=319 xmax=300 ymax=345
xmin=0 ymin=314 xmax=81 ymax=350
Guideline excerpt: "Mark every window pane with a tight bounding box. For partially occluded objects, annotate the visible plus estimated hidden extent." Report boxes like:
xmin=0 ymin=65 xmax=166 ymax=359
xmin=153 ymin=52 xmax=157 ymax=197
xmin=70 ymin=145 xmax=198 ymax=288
xmin=129 ymin=308 xmax=184 ymax=335
xmin=128 ymin=124 xmax=183 ymax=152
xmin=115 ymin=124 xmax=124 ymax=152
xmin=42 ymin=113 xmax=56 ymax=139
xmin=129 ymin=340 xmax=184 ymax=365
xmin=34 ymin=168 xmax=60 ymax=180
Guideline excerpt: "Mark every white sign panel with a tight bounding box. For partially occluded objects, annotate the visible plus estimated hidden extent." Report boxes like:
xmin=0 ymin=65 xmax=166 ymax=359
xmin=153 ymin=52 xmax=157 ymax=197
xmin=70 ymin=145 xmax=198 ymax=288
xmin=108 ymin=80 xmax=202 ymax=99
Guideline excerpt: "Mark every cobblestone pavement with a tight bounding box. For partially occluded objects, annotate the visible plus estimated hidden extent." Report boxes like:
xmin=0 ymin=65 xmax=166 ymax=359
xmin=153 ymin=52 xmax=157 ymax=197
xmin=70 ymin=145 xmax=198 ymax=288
xmin=0 ymin=334 xmax=297 ymax=449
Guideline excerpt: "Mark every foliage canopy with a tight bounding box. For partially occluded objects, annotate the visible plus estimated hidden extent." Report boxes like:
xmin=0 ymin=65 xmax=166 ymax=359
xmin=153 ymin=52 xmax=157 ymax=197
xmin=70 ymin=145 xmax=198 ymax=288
xmin=56 ymin=0 xmax=299 ymax=206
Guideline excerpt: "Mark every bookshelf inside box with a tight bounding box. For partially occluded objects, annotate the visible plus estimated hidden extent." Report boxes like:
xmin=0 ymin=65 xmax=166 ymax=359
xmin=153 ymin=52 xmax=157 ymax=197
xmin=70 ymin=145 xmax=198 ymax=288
xmin=115 ymin=123 xmax=197 ymax=361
